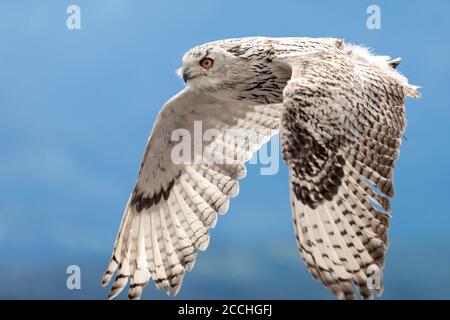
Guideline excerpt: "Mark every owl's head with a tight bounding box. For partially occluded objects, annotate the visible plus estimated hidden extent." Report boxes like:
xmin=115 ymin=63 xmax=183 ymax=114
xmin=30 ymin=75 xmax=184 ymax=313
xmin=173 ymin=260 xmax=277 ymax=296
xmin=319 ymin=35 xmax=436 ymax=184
xmin=177 ymin=39 xmax=290 ymax=104
xmin=177 ymin=41 xmax=255 ymax=93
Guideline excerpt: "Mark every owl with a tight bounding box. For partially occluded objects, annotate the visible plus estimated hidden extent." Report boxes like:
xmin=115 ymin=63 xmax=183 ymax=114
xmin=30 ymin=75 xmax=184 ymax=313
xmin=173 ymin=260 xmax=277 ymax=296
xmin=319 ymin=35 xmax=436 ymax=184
xmin=101 ymin=37 xmax=420 ymax=300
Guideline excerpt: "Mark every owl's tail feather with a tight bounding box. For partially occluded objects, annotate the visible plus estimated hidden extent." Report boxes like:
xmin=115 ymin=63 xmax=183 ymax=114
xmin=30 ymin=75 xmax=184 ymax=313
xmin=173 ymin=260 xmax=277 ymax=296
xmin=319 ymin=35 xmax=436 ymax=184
xmin=345 ymin=44 xmax=421 ymax=100
xmin=388 ymin=57 xmax=401 ymax=69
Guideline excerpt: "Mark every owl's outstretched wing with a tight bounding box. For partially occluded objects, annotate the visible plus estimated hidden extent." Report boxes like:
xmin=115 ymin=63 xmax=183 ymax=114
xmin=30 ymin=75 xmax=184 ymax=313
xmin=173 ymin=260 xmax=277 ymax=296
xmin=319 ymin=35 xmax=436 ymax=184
xmin=102 ymin=87 xmax=280 ymax=299
xmin=279 ymin=49 xmax=420 ymax=299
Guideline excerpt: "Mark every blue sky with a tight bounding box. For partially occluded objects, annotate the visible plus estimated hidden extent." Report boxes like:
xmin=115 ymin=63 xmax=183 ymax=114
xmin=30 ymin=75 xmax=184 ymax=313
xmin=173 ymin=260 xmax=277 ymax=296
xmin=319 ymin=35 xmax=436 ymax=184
xmin=0 ymin=0 xmax=449 ymax=299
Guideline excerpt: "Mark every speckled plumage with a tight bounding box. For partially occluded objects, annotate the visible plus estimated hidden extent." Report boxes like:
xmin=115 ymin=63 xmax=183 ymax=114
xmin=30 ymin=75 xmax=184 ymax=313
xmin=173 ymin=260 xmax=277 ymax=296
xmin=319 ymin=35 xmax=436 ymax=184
xmin=102 ymin=37 xmax=420 ymax=300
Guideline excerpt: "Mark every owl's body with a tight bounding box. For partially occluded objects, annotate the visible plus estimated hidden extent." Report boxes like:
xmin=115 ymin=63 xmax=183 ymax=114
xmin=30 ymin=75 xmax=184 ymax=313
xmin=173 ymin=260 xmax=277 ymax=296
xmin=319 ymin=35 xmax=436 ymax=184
xmin=102 ymin=37 xmax=420 ymax=299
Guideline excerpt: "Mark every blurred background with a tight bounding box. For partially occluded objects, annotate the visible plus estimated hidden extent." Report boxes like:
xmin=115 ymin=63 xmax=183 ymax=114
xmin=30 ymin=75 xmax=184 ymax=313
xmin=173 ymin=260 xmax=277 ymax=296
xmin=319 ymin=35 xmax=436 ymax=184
xmin=0 ymin=0 xmax=449 ymax=299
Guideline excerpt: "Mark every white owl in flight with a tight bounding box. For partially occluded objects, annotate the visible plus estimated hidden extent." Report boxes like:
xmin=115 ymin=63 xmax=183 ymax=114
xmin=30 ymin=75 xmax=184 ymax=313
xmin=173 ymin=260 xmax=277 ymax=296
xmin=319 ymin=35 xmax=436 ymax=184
xmin=101 ymin=37 xmax=420 ymax=300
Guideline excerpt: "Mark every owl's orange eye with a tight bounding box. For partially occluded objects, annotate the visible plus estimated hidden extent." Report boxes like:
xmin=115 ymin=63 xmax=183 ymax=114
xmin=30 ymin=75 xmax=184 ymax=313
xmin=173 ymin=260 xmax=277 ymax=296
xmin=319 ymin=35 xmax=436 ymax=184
xmin=200 ymin=58 xmax=214 ymax=69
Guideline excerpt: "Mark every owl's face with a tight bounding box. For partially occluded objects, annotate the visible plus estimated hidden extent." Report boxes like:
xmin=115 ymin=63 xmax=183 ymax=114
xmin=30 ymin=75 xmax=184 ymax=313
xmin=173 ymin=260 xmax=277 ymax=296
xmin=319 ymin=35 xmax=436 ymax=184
xmin=178 ymin=44 xmax=250 ymax=93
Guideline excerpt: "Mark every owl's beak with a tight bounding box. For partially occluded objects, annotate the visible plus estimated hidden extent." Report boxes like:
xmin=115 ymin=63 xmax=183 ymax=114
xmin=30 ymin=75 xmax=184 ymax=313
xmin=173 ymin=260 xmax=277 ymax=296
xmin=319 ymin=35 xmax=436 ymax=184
xmin=182 ymin=70 xmax=190 ymax=83
xmin=182 ymin=69 xmax=195 ymax=83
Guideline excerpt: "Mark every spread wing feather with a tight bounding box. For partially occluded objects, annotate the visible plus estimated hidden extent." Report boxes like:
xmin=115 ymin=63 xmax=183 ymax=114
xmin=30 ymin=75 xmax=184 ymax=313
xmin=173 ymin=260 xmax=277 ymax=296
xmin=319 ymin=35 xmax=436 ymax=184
xmin=279 ymin=48 xmax=419 ymax=299
xmin=102 ymin=88 xmax=280 ymax=299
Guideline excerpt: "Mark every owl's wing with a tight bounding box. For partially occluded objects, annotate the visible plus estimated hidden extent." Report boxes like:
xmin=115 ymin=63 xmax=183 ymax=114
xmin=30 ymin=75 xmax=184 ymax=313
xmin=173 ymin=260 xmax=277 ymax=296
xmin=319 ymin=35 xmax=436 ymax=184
xmin=279 ymin=49 xmax=420 ymax=299
xmin=102 ymin=87 xmax=280 ymax=299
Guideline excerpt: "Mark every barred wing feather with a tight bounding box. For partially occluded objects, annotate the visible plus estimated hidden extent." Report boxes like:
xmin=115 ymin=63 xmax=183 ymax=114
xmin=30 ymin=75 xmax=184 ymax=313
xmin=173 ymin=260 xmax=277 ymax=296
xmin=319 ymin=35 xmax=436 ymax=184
xmin=279 ymin=50 xmax=420 ymax=299
xmin=101 ymin=88 xmax=281 ymax=299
